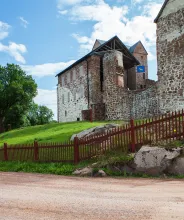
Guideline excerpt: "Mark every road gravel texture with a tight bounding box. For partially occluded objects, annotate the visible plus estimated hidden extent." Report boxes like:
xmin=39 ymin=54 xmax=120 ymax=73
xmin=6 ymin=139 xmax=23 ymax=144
xmin=0 ymin=172 xmax=184 ymax=220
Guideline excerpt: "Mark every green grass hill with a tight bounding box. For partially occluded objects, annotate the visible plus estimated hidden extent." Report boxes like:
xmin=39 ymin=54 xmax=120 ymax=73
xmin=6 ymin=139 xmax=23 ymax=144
xmin=0 ymin=121 xmax=122 ymax=147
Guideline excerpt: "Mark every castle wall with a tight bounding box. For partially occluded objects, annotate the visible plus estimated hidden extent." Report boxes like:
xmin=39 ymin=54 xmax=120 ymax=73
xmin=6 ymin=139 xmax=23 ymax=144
xmin=103 ymin=50 xmax=160 ymax=120
xmin=130 ymin=86 xmax=160 ymax=119
xmin=57 ymin=60 xmax=89 ymax=122
xmin=157 ymin=3 xmax=184 ymax=113
xmin=57 ymin=55 xmax=102 ymax=122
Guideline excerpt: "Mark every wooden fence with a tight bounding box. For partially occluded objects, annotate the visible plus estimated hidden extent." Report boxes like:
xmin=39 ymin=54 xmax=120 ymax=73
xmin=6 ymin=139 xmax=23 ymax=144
xmin=0 ymin=109 xmax=184 ymax=163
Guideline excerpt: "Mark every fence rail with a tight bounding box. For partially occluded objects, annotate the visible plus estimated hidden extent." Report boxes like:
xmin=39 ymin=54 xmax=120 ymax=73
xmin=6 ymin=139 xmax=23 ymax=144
xmin=0 ymin=109 xmax=184 ymax=163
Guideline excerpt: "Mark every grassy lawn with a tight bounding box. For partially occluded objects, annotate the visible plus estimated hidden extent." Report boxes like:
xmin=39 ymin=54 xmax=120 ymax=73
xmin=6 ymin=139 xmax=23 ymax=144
xmin=0 ymin=121 xmax=123 ymax=147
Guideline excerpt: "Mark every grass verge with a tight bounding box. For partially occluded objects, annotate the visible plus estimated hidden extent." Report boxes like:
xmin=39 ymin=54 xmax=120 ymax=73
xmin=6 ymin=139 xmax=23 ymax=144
xmin=0 ymin=161 xmax=184 ymax=179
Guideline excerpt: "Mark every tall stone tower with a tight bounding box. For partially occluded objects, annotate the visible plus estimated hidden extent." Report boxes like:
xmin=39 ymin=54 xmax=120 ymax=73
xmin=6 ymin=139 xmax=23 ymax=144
xmin=103 ymin=50 xmax=130 ymax=120
xmin=155 ymin=0 xmax=184 ymax=112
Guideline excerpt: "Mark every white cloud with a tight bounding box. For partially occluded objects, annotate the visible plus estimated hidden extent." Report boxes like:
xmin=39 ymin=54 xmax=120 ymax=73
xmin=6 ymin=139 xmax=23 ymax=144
xmin=68 ymin=0 xmax=162 ymax=60
xmin=57 ymin=0 xmax=85 ymax=9
xmin=0 ymin=20 xmax=27 ymax=63
xmin=22 ymin=60 xmax=76 ymax=77
xmin=0 ymin=21 xmax=10 ymax=40
xmin=34 ymin=89 xmax=57 ymax=120
xmin=59 ymin=10 xmax=68 ymax=15
xmin=19 ymin=16 xmax=29 ymax=28
xmin=0 ymin=41 xmax=27 ymax=64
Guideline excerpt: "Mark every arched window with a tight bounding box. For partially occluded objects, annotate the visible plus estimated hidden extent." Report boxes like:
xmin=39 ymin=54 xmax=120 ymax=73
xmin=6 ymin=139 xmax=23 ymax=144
xmin=68 ymin=92 xmax=70 ymax=102
xmin=62 ymin=94 xmax=64 ymax=104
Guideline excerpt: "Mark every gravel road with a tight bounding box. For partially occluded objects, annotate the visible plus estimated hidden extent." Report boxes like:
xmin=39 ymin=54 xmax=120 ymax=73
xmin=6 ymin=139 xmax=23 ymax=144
xmin=0 ymin=172 xmax=184 ymax=220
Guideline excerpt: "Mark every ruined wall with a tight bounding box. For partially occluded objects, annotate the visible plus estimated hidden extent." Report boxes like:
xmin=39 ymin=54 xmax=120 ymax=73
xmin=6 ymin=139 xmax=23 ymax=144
xmin=88 ymin=55 xmax=103 ymax=105
xmin=127 ymin=67 xmax=136 ymax=90
xmin=157 ymin=2 xmax=184 ymax=113
xmin=103 ymin=51 xmax=131 ymax=120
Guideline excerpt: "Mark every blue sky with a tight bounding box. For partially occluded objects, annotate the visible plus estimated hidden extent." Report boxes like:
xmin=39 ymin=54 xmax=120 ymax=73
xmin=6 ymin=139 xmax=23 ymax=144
xmin=0 ymin=0 xmax=164 ymax=118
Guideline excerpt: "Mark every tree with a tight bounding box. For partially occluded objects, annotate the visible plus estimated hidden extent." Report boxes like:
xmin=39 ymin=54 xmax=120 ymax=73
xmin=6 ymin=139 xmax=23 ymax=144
xmin=26 ymin=102 xmax=54 ymax=126
xmin=0 ymin=64 xmax=37 ymax=129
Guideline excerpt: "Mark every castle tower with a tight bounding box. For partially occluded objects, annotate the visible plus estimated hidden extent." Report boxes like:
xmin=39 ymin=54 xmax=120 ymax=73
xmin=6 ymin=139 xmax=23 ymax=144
xmin=155 ymin=0 xmax=184 ymax=112
xmin=103 ymin=50 xmax=130 ymax=120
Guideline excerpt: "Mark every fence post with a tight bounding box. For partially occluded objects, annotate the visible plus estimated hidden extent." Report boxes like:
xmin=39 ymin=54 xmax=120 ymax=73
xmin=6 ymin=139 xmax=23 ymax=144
xmin=34 ymin=141 xmax=39 ymax=161
xmin=74 ymin=137 xmax=79 ymax=164
xmin=130 ymin=119 xmax=136 ymax=152
xmin=4 ymin=143 xmax=8 ymax=161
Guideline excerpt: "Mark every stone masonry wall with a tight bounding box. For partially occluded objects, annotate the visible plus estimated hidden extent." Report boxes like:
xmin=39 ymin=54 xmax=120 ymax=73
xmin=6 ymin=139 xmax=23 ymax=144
xmin=103 ymin=51 xmax=131 ymax=120
xmin=157 ymin=5 xmax=184 ymax=113
xmin=129 ymin=86 xmax=160 ymax=119
xmin=103 ymin=50 xmax=160 ymax=121
xmin=57 ymin=60 xmax=89 ymax=122
xmin=57 ymin=55 xmax=103 ymax=122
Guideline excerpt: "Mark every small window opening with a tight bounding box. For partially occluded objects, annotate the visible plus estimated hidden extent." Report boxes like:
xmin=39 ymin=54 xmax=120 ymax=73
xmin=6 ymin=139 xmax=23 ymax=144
xmin=143 ymin=72 xmax=145 ymax=79
xmin=65 ymin=111 xmax=67 ymax=117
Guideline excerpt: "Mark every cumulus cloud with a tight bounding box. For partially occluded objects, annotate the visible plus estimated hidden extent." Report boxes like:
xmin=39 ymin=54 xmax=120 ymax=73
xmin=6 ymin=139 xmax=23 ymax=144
xmin=0 ymin=41 xmax=27 ymax=64
xmin=19 ymin=16 xmax=29 ymax=28
xmin=34 ymin=89 xmax=57 ymax=120
xmin=0 ymin=20 xmax=27 ymax=63
xmin=22 ymin=60 xmax=76 ymax=77
xmin=62 ymin=0 xmax=163 ymax=60
xmin=59 ymin=10 xmax=68 ymax=15
xmin=0 ymin=21 xmax=10 ymax=40
xmin=57 ymin=0 xmax=86 ymax=9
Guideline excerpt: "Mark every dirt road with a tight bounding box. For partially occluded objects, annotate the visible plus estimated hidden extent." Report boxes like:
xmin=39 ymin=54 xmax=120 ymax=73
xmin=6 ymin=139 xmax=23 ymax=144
xmin=0 ymin=172 xmax=184 ymax=220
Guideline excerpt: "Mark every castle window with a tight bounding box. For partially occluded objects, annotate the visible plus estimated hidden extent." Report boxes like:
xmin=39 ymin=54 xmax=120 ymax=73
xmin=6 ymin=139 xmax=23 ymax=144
xmin=80 ymin=86 xmax=84 ymax=98
xmin=73 ymin=69 xmax=76 ymax=81
xmin=140 ymin=85 xmax=143 ymax=89
xmin=143 ymin=72 xmax=145 ymax=79
xmin=65 ymin=111 xmax=67 ymax=117
xmin=68 ymin=92 xmax=70 ymax=102
xmin=74 ymin=89 xmax=76 ymax=101
xmin=70 ymin=71 xmax=73 ymax=82
xmin=62 ymin=76 xmax=65 ymax=86
xmin=67 ymin=73 xmax=70 ymax=84
xmin=79 ymin=66 xmax=84 ymax=77
xmin=62 ymin=94 xmax=64 ymax=104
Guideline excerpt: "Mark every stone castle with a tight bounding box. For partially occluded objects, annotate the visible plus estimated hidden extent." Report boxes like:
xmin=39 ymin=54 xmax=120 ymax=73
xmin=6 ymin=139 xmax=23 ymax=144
xmin=57 ymin=0 xmax=184 ymax=122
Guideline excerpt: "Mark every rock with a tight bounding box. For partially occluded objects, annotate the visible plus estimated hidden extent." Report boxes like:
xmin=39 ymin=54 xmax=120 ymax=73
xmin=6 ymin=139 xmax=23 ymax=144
xmin=70 ymin=134 xmax=77 ymax=141
xmin=134 ymin=146 xmax=182 ymax=175
xmin=73 ymin=167 xmax=93 ymax=177
xmin=91 ymin=162 xmax=100 ymax=168
xmin=93 ymin=170 xmax=107 ymax=177
xmin=70 ymin=124 xmax=119 ymax=141
xmin=168 ymin=157 xmax=184 ymax=175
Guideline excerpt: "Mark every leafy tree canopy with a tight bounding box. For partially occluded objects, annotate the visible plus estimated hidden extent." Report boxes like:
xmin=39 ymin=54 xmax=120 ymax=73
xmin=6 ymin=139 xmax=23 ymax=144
xmin=26 ymin=102 xmax=54 ymax=126
xmin=0 ymin=64 xmax=37 ymax=129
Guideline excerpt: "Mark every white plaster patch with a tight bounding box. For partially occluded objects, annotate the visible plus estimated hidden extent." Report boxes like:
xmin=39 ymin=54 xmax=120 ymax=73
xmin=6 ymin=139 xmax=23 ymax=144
xmin=160 ymin=0 xmax=184 ymax=19
xmin=58 ymin=85 xmax=88 ymax=122
xmin=160 ymin=29 xmax=184 ymax=42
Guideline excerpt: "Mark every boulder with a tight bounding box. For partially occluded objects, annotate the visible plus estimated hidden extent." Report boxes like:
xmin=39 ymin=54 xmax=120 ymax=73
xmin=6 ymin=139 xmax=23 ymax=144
xmin=72 ymin=167 xmax=93 ymax=177
xmin=93 ymin=170 xmax=107 ymax=177
xmin=167 ymin=157 xmax=184 ymax=175
xmin=70 ymin=124 xmax=119 ymax=141
xmin=134 ymin=146 xmax=182 ymax=175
